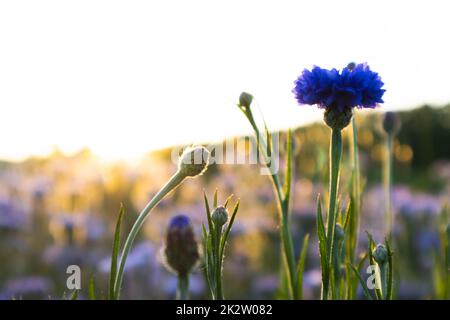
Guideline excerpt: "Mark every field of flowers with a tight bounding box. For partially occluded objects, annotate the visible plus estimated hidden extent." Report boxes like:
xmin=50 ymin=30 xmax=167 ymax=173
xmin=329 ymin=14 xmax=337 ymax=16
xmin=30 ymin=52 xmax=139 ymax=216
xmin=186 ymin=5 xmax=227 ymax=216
xmin=1 ymin=75 xmax=449 ymax=301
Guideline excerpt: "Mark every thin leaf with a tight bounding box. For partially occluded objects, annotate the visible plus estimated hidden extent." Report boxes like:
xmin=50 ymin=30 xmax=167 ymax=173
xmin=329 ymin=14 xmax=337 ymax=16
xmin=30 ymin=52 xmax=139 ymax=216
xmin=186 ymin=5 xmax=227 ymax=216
xmin=343 ymin=199 xmax=353 ymax=232
xmin=296 ymin=233 xmax=309 ymax=300
xmin=349 ymin=264 xmax=372 ymax=300
xmin=70 ymin=290 xmax=78 ymax=300
xmin=316 ymin=195 xmax=329 ymax=294
xmin=366 ymin=232 xmax=382 ymax=300
xmin=385 ymin=238 xmax=394 ymax=300
xmin=88 ymin=277 xmax=96 ymax=300
xmin=283 ymin=129 xmax=293 ymax=203
xmin=203 ymin=191 xmax=214 ymax=235
xmin=109 ymin=204 xmax=125 ymax=300
xmin=213 ymin=189 xmax=218 ymax=208
xmin=224 ymin=194 xmax=234 ymax=208
xmin=219 ymin=200 xmax=240 ymax=261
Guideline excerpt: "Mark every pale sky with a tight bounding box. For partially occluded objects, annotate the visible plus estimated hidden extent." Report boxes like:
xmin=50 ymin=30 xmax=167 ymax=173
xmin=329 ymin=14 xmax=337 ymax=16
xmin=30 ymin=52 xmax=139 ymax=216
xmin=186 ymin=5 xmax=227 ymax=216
xmin=1 ymin=0 xmax=450 ymax=161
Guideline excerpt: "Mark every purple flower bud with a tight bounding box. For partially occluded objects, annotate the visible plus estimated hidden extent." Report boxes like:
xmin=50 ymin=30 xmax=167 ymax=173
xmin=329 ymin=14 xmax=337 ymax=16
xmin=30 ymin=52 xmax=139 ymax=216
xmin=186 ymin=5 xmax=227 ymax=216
xmin=383 ymin=112 xmax=401 ymax=136
xmin=164 ymin=215 xmax=199 ymax=276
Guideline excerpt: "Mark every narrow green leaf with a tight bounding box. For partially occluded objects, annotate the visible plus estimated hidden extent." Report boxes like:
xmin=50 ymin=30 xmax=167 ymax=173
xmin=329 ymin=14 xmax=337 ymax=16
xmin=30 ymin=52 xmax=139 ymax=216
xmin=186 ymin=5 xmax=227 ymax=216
xmin=316 ymin=196 xmax=329 ymax=294
xmin=203 ymin=192 xmax=214 ymax=235
xmin=343 ymin=199 xmax=353 ymax=232
xmin=88 ymin=277 xmax=96 ymax=300
xmin=366 ymin=232 xmax=382 ymax=300
xmin=109 ymin=204 xmax=125 ymax=300
xmin=385 ymin=238 xmax=394 ymax=300
xmin=349 ymin=264 xmax=372 ymax=300
xmin=70 ymin=290 xmax=78 ymax=300
xmin=224 ymin=194 xmax=234 ymax=209
xmin=219 ymin=200 xmax=240 ymax=261
xmin=296 ymin=233 xmax=309 ymax=300
xmin=283 ymin=129 xmax=293 ymax=203
xmin=213 ymin=189 xmax=218 ymax=208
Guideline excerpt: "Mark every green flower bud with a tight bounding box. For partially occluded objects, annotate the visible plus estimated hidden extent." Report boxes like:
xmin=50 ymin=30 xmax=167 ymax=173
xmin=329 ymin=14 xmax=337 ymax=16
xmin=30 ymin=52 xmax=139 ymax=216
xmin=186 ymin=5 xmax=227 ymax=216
xmin=346 ymin=62 xmax=356 ymax=70
xmin=372 ymin=244 xmax=388 ymax=265
xmin=324 ymin=107 xmax=353 ymax=131
xmin=211 ymin=206 xmax=229 ymax=229
xmin=238 ymin=92 xmax=253 ymax=110
xmin=382 ymin=112 xmax=401 ymax=136
xmin=178 ymin=146 xmax=210 ymax=177
xmin=164 ymin=215 xmax=200 ymax=276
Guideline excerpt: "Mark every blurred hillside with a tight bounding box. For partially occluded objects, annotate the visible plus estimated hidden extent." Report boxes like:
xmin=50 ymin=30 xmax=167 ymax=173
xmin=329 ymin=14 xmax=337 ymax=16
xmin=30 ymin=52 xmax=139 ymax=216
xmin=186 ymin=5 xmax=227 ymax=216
xmin=0 ymin=104 xmax=449 ymax=299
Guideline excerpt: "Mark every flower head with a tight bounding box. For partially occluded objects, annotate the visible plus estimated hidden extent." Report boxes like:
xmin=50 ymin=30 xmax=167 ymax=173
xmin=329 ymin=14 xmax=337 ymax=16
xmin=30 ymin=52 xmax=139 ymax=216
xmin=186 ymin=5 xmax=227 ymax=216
xmin=178 ymin=146 xmax=210 ymax=177
xmin=164 ymin=214 xmax=200 ymax=276
xmin=293 ymin=63 xmax=385 ymax=111
xmin=238 ymin=92 xmax=254 ymax=110
xmin=211 ymin=206 xmax=229 ymax=230
xmin=372 ymin=243 xmax=388 ymax=265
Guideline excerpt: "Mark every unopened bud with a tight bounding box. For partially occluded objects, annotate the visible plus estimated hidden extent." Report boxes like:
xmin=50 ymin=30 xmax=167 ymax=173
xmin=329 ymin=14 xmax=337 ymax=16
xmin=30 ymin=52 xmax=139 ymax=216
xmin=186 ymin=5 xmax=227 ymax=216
xmin=238 ymin=92 xmax=253 ymax=110
xmin=382 ymin=112 xmax=401 ymax=136
xmin=372 ymin=244 xmax=388 ymax=265
xmin=178 ymin=146 xmax=210 ymax=177
xmin=164 ymin=215 xmax=200 ymax=276
xmin=324 ymin=107 xmax=353 ymax=131
xmin=211 ymin=206 xmax=229 ymax=229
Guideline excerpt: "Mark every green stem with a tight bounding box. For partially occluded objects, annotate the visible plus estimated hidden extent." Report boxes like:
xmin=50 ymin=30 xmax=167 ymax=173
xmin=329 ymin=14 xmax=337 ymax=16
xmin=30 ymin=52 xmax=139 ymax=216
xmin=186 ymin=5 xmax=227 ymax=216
xmin=113 ymin=171 xmax=186 ymax=299
xmin=384 ymin=135 xmax=394 ymax=236
xmin=324 ymin=128 xmax=342 ymax=300
xmin=350 ymin=117 xmax=360 ymax=263
xmin=378 ymin=263 xmax=389 ymax=300
xmin=214 ymin=227 xmax=224 ymax=300
xmin=245 ymin=113 xmax=297 ymax=299
xmin=177 ymin=273 xmax=189 ymax=300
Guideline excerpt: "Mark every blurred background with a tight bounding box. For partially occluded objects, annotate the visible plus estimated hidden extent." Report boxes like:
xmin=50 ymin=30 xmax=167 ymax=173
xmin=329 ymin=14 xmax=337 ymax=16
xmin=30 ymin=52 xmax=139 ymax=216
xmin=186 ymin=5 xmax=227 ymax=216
xmin=1 ymin=105 xmax=449 ymax=299
xmin=1 ymin=0 xmax=449 ymax=299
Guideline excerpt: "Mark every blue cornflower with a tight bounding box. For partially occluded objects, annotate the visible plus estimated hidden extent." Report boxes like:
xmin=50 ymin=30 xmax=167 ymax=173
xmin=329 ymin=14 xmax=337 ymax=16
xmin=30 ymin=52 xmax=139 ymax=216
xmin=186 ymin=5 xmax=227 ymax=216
xmin=293 ymin=63 xmax=385 ymax=111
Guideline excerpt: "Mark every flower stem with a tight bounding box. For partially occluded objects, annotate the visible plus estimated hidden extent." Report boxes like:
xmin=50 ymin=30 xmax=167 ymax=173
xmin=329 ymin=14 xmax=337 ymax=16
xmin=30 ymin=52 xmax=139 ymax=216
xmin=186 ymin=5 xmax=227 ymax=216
xmin=324 ymin=128 xmax=342 ymax=300
xmin=113 ymin=171 xmax=186 ymax=299
xmin=177 ymin=273 xmax=189 ymax=300
xmin=214 ymin=227 xmax=224 ymax=300
xmin=245 ymin=112 xmax=297 ymax=299
xmin=384 ymin=134 xmax=394 ymax=236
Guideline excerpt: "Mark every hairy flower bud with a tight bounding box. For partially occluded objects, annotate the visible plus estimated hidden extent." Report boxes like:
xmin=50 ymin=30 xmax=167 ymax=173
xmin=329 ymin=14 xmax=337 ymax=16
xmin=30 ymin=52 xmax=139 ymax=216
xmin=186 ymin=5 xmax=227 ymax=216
xmin=238 ymin=92 xmax=253 ymax=110
xmin=382 ymin=112 xmax=401 ymax=136
xmin=211 ymin=206 xmax=229 ymax=229
xmin=346 ymin=62 xmax=356 ymax=70
xmin=164 ymin=215 xmax=200 ymax=276
xmin=178 ymin=146 xmax=210 ymax=177
xmin=324 ymin=106 xmax=353 ymax=131
xmin=372 ymin=244 xmax=388 ymax=265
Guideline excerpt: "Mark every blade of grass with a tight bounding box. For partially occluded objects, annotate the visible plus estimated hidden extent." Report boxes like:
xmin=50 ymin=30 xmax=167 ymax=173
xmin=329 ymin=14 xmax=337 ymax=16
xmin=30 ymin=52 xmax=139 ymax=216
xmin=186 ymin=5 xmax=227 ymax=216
xmin=109 ymin=204 xmax=125 ymax=300
xmin=203 ymin=192 xmax=214 ymax=235
xmin=349 ymin=264 xmax=372 ymax=300
xmin=385 ymin=238 xmax=394 ymax=300
xmin=88 ymin=277 xmax=96 ymax=300
xmin=213 ymin=189 xmax=218 ymax=208
xmin=219 ymin=200 xmax=240 ymax=261
xmin=70 ymin=290 xmax=78 ymax=300
xmin=366 ymin=232 xmax=382 ymax=300
xmin=316 ymin=195 xmax=329 ymax=298
xmin=296 ymin=233 xmax=309 ymax=300
xmin=224 ymin=194 xmax=234 ymax=208
xmin=283 ymin=129 xmax=293 ymax=203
